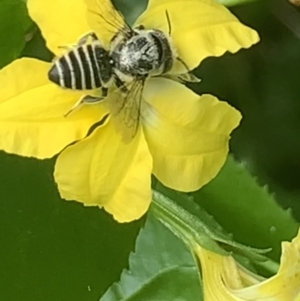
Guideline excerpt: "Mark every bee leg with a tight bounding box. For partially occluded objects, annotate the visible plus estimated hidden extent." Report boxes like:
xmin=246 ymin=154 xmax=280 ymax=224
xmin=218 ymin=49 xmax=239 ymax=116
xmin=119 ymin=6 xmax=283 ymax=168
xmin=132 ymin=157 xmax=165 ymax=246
xmin=174 ymin=57 xmax=201 ymax=83
xmin=57 ymin=45 xmax=73 ymax=50
xmin=64 ymin=94 xmax=104 ymax=117
xmin=114 ymin=76 xmax=128 ymax=95
xmin=176 ymin=57 xmax=191 ymax=73
xmin=76 ymin=32 xmax=98 ymax=46
xmin=81 ymin=95 xmax=105 ymax=104
xmin=101 ymin=87 xmax=108 ymax=97
xmin=162 ymin=73 xmax=201 ymax=83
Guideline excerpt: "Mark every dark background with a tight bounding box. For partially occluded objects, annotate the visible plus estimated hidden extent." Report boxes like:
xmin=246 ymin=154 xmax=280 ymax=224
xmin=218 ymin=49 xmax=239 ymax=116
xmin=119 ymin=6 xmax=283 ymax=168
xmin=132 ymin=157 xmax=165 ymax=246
xmin=195 ymin=0 xmax=300 ymax=218
xmin=0 ymin=0 xmax=299 ymax=300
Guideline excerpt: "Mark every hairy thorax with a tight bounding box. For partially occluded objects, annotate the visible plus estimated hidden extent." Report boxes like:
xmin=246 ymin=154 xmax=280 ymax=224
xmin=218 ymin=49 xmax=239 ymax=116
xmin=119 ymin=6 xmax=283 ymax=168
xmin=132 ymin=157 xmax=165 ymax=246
xmin=112 ymin=33 xmax=161 ymax=78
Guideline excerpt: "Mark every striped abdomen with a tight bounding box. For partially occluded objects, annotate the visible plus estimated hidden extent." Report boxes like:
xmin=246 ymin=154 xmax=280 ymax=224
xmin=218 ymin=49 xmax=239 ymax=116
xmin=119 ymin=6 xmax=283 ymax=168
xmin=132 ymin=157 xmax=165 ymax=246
xmin=48 ymin=43 xmax=112 ymax=90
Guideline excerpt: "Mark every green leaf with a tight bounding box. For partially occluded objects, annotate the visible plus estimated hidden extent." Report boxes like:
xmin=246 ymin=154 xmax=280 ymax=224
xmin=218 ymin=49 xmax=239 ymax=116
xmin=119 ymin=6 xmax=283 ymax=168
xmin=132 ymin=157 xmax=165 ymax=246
xmin=151 ymin=190 xmax=272 ymax=266
xmin=0 ymin=0 xmax=33 ymax=68
xmin=151 ymin=190 xmax=230 ymax=256
xmin=113 ymin=0 xmax=147 ymax=24
xmin=100 ymin=213 xmax=202 ymax=301
xmin=0 ymin=153 xmax=143 ymax=301
xmin=20 ymin=25 xmax=53 ymax=62
xmin=195 ymin=156 xmax=299 ymax=260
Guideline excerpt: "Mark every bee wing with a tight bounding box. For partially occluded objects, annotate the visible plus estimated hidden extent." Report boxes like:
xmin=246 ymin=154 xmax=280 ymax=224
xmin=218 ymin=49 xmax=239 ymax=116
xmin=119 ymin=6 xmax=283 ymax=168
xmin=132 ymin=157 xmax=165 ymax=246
xmin=106 ymin=79 xmax=145 ymax=143
xmin=85 ymin=0 xmax=132 ymax=44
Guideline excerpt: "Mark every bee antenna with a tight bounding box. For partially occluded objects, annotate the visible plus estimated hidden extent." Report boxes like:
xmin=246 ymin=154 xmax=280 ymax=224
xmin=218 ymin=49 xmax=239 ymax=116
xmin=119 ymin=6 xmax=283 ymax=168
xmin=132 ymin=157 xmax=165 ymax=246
xmin=165 ymin=10 xmax=172 ymax=35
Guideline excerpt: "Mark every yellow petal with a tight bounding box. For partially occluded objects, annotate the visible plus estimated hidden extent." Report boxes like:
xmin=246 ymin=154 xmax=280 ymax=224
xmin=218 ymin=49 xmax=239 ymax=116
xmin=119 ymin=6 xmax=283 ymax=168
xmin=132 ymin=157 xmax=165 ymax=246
xmin=84 ymin=0 xmax=126 ymax=47
xmin=237 ymin=264 xmax=265 ymax=287
xmin=27 ymin=0 xmax=90 ymax=54
xmin=0 ymin=58 xmax=106 ymax=158
xmin=54 ymin=119 xmax=153 ymax=222
xmin=235 ymin=229 xmax=300 ymax=301
xmin=195 ymin=229 xmax=300 ymax=301
xmin=142 ymin=78 xmax=241 ymax=192
xmin=195 ymin=246 xmax=264 ymax=301
xmin=195 ymin=245 xmax=243 ymax=301
xmin=136 ymin=0 xmax=259 ymax=73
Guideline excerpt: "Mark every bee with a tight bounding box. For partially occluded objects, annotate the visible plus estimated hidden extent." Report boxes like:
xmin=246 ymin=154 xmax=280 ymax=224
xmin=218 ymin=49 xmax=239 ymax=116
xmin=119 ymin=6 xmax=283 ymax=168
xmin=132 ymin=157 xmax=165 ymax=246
xmin=48 ymin=32 xmax=125 ymax=116
xmin=49 ymin=0 xmax=199 ymax=137
xmin=110 ymin=12 xmax=197 ymax=82
xmin=47 ymin=4 xmax=140 ymax=116
xmin=48 ymin=33 xmax=111 ymax=113
xmin=105 ymin=7 xmax=199 ymax=141
xmin=48 ymin=33 xmax=112 ymax=91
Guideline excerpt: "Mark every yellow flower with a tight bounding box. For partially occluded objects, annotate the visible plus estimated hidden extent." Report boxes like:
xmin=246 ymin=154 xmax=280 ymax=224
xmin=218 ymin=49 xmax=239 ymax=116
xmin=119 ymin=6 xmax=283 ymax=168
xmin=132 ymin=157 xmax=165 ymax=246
xmin=194 ymin=229 xmax=300 ymax=301
xmin=0 ymin=0 xmax=258 ymax=222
